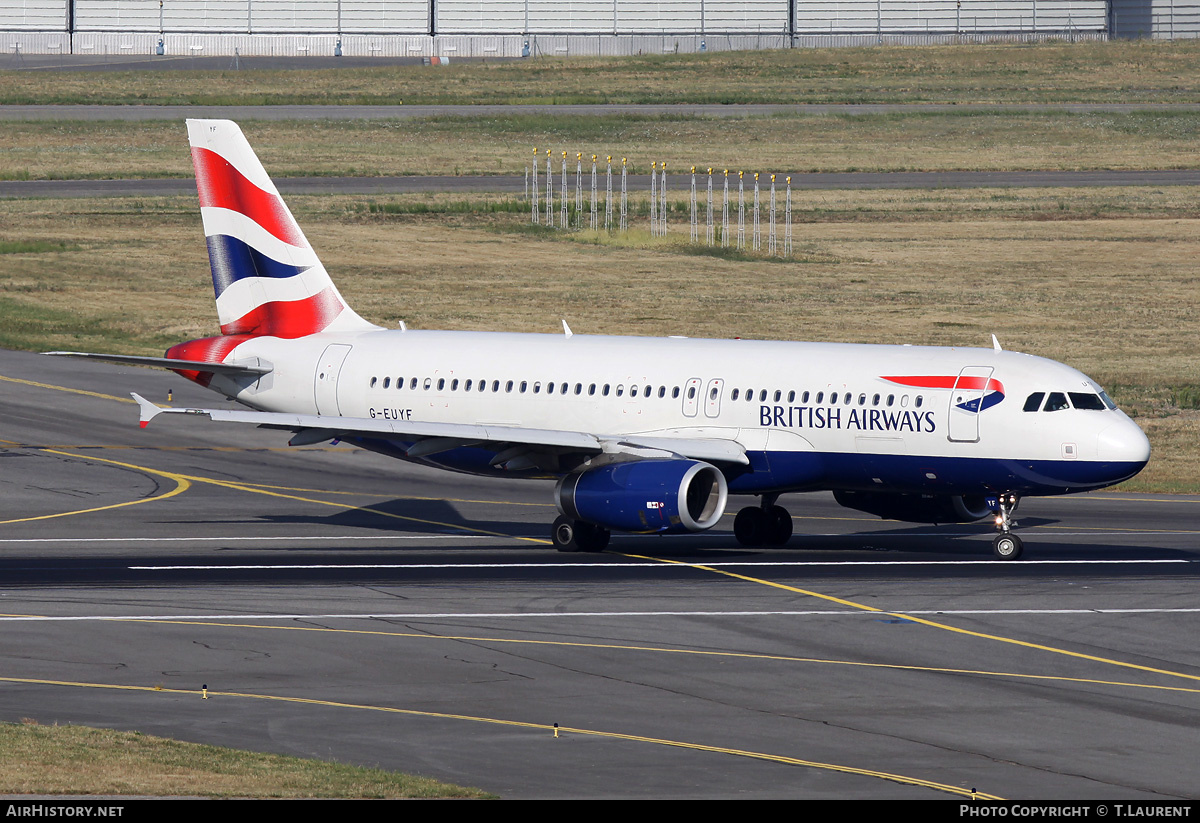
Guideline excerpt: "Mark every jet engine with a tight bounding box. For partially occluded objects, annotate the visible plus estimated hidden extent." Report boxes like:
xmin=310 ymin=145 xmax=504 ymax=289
xmin=556 ymin=459 xmax=728 ymax=534
xmin=833 ymin=490 xmax=993 ymax=524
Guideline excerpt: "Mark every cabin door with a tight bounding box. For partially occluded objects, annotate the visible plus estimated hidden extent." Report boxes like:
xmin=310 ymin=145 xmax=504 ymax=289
xmin=314 ymin=344 xmax=352 ymax=416
xmin=703 ymin=378 xmax=725 ymax=418
xmin=946 ymin=366 xmax=994 ymax=443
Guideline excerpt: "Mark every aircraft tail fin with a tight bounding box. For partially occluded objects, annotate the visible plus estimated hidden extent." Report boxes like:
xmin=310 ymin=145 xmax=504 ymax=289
xmin=186 ymin=119 xmax=378 ymax=338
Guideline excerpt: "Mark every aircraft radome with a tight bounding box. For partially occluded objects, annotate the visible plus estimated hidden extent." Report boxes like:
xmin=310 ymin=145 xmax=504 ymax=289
xmin=48 ymin=120 xmax=1151 ymax=561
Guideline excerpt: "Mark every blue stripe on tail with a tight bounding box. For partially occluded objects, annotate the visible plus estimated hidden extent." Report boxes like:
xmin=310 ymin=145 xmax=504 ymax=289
xmin=205 ymin=234 xmax=311 ymax=298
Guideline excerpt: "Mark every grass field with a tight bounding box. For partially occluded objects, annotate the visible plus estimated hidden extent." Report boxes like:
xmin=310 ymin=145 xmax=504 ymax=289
xmin=6 ymin=110 xmax=1200 ymax=180
xmin=0 ymin=722 xmax=490 ymax=798
xmin=4 ymin=40 xmax=1200 ymax=105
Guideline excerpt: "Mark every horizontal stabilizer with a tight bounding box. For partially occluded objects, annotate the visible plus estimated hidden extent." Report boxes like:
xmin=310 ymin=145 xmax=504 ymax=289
xmin=46 ymin=351 xmax=272 ymax=376
xmin=130 ymin=392 xmax=166 ymax=429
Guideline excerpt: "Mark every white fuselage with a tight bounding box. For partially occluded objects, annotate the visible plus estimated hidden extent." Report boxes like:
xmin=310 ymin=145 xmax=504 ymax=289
xmin=208 ymin=329 xmax=1151 ymax=499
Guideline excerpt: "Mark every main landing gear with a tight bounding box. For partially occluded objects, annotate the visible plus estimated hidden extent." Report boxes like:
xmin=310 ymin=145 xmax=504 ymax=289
xmin=991 ymin=493 xmax=1023 ymax=561
xmin=552 ymin=515 xmax=611 ymax=553
xmin=733 ymin=496 xmax=793 ymax=547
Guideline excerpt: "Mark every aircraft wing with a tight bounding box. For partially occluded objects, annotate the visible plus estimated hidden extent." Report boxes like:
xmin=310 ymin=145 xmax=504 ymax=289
xmin=46 ymin=351 xmax=271 ymax=376
xmin=130 ymin=393 xmax=749 ymax=466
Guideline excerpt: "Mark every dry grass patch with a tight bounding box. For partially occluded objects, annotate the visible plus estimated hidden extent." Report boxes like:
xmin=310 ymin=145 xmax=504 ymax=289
xmin=0 ymin=722 xmax=490 ymax=798
xmin=6 ymin=111 xmax=1200 ymax=180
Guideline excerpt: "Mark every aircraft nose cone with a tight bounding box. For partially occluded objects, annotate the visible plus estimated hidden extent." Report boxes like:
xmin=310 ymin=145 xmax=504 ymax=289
xmin=1096 ymin=419 xmax=1151 ymax=466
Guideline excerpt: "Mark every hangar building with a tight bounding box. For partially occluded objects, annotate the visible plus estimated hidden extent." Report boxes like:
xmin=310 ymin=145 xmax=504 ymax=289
xmin=1 ymin=1 xmax=1196 ymax=57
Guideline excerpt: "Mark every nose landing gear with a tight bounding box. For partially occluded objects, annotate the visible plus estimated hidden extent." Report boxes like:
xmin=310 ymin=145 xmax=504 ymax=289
xmin=991 ymin=493 xmax=1023 ymax=560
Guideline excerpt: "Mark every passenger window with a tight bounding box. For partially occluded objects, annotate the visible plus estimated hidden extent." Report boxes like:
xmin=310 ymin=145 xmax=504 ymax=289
xmin=687 ymin=386 xmax=696 ymax=399
xmin=589 ymin=384 xmax=596 ymax=396
xmin=603 ymin=384 xmax=611 ymax=396
xmin=520 ymin=381 xmax=527 ymax=393
xmin=465 ymin=379 xmax=473 ymax=391
xmin=423 ymin=378 xmax=432 ymax=390
xmin=491 ymin=380 xmax=500 ymax=392
xmin=617 ymin=385 xmax=625 ymax=397
xmin=915 ymin=395 xmax=923 ymax=408
xmin=829 ymin=392 xmax=837 ymax=403
xmin=410 ymin=378 xmax=418 ymax=390
xmin=382 ymin=377 xmax=389 ymax=389
xmin=886 ymin=394 xmax=894 ymax=406
xmin=1069 ymin=392 xmax=1106 ymax=411
xmin=774 ymin=390 xmax=781 ymax=402
xmin=1043 ymin=392 xmax=1069 ymax=412
xmin=658 ymin=386 xmax=665 ymax=398
xmin=710 ymin=387 xmax=718 ymax=399
xmin=672 ymin=387 xmax=680 ymax=399
xmin=816 ymin=392 xmax=824 ymax=403
xmin=872 ymin=394 xmax=880 ymax=406
xmin=801 ymin=391 xmax=810 ymax=403
xmin=1023 ymin=392 xmax=1045 ymax=412
xmin=760 ymin=390 xmax=768 ymax=402
xmin=437 ymin=378 xmax=445 ymax=391
xmin=787 ymin=390 xmax=795 ymax=403
xmin=732 ymin=388 xmax=740 ymax=401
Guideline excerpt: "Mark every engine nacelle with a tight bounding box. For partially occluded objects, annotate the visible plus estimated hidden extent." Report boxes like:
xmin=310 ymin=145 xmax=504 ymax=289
xmin=833 ymin=490 xmax=993 ymax=524
xmin=556 ymin=459 xmax=728 ymax=534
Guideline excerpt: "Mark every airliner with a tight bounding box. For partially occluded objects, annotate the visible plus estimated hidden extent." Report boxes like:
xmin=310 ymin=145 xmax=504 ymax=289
xmin=49 ymin=119 xmax=1151 ymax=560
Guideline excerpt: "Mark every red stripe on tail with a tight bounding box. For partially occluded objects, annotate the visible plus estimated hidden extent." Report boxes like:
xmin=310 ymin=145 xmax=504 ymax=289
xmin=219 ymin=287 xmax=344 ymax=338
xmin=165 ymin=334 xmax=256 ymax=388
xmin=191 ymin=146 xmax=306 ymax=248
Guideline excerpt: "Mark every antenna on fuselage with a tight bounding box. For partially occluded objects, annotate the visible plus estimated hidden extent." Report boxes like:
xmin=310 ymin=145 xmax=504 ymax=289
xmin=399 ymin=321 xmax=407 ymax=332
xmin=562 ymin=320 xmax=573 ymax=338
xmin=991 ymin=334 xmax=1002 ymax=351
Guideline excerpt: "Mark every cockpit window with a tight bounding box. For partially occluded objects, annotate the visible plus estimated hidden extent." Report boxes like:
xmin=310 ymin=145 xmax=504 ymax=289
xmin=1023 ymin=392 xmax=1045 ymax=412
xmin=1098 ymin=390 xmax=1117 ymax=410
xmin=1043 ymin=392 xmax=1070 ymax=412
xmin=1069 ymin=392 xmax=1106 ymax=411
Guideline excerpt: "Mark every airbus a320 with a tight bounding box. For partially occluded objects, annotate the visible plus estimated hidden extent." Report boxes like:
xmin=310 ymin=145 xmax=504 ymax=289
xmin=49 ymin=120 xmax=1151 ymax=560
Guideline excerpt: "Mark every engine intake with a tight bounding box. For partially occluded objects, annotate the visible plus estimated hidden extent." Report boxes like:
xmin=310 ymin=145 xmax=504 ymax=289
xmin=557 ymin=459 xmax=728 ymax=534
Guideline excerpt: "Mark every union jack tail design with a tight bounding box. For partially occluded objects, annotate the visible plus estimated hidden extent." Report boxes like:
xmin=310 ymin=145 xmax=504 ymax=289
xmin=186 ymin=119 xmax=378 ymax=340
